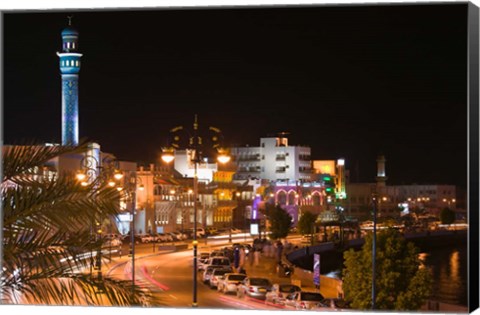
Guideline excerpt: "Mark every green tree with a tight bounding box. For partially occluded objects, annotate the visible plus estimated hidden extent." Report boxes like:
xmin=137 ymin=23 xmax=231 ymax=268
xmin=1 ymin=142 xmax=155 ymax=306
xmin=342 ymin=228 xmax=432 ymax=310
xmin=297 ymin=210 xmax=317 ymax=236
xmin=439 ymin=207 xmax=456 ymax=225
xmin=265 ymin=204 xmax=292 ymax=240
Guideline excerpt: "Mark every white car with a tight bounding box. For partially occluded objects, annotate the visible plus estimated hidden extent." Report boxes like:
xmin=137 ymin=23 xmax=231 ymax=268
xmin=265 ymin=283 xmax=301 ymax=305
xmin=284 ymin=291 xmax=325 ymax=310
xmin=105 ymin=238 xmax=122 ymax=247
xmin=202 ymin=265 xmax=230 ymax=284
xmin=198 ymin=252 xmax=211 ymax=271
xmin=209 ymin=268 xmax=231 ymax=289
xmin=217 ymin=273 xmax=247 ymax=294
xmin=204 ymin=256 xmax=231 ymax=270
xmin=139 ymin=234 xmax=154 ymax=243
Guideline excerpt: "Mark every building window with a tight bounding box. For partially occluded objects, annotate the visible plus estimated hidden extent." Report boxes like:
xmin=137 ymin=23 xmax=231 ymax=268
xmin=288 ymin=192 xmax=296 ymax=205
xmin=277 ymin=191 xmax=287 ymax=205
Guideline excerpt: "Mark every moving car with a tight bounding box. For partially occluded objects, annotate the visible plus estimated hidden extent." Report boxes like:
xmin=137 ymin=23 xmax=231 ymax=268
xmin=284 ymin=291 xmax=325 ymax=310
xmin=236 ymin=277 xmax=272 ymax=300
xmin=217 ymin=273 xmax=247 ymax=294
xmin=265 ymin=283 xmax=301 ymax=305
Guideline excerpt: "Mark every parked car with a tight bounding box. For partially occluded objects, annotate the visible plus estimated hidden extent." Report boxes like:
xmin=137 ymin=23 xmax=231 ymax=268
xmin=160 ymin=233 xmax=174 ymax=242
xmin=265 ymin=283 xmax=301 ymax=305
xmin=204 ymin=256 xmax=231 ymax=270
xmin=139 ymin=234 xmax=154 ymax=243
xmin=236 ymin=277 xmax=272 ymax=300
xmin=170 ymin=231 xmax=187 ymax=241
xmin=209 ymin=268 xmax=231 ymax=289
xmin=206 ymin=227 xmax=218 ymax=236
xmin=105 ymin=237 xmax=122 ymax=247
xmin=187 ymin=228 xmax=206 ymax=238
xmin=318 ymin=298 xmax=351 ymax=310
xmin=202 ymin=265 xmax=231 ymax=284
xmin=209 ymin=250 xmax=225 ymax=257
xmin=217 ymin=273 xmax=247 ymax=294
xmin=284 ymin=291 xmax=325 ymax=310
xmin=198 ymin=252 xmax=211 ymax=271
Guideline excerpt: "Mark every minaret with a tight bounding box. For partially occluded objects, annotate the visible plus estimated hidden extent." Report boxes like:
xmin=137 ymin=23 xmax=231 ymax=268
xmin=376 ymin=154 xmax=388 ymax=191
xmin=57 ymin=16 xmax=82 ymax=146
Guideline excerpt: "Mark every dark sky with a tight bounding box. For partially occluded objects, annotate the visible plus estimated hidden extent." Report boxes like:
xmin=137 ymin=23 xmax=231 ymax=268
xmin=2 ymin=3 xmax=469 ymax=188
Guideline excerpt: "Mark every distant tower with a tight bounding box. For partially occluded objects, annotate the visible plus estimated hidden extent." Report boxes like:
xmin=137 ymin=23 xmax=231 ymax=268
xmin=57 ymin=16 xmax=82 ymax=146
xmin=376 ymin=154 xmax=388 ymax=190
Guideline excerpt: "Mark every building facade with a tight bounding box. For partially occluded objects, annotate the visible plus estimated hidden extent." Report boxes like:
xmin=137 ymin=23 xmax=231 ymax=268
xmin=230 ymin=135 xmax=313 ymax=182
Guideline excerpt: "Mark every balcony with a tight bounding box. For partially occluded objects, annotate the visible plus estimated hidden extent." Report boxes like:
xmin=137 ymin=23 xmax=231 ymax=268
xmin=236 ymin=155 xmax=261 ymax=161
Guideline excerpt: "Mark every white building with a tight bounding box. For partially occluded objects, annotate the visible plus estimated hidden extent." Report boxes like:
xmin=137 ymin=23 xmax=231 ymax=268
xmin=230 ymin=135 xmax=313 ymax=182
xmin=172 ymin=149 xmax=218 ymax=184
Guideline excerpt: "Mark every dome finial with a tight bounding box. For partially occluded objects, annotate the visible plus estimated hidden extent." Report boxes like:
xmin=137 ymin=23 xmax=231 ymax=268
xmin=67 ymin=15 xmax=73 ymax=26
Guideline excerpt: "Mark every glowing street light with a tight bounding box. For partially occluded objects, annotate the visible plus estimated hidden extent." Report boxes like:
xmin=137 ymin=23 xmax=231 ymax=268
xmin=161 ymin=115 xmax=230 ymax=308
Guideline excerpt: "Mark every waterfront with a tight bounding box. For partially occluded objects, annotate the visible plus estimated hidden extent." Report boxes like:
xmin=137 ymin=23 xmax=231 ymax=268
xmin=421 ymin=243 xmax=468 ymax=306
xmin=290 ymin=232 xmax=469 ymax=308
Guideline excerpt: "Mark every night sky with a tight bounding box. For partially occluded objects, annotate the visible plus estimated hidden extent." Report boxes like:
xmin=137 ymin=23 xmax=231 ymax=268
xmin=2 ymin=3 xmax=469 ymax=188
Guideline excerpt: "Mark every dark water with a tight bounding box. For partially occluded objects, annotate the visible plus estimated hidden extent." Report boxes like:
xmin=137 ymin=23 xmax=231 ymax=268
xmin=294 ymin=241 xmax=469 ymax=307
xmin=420 ymin=244 xmax=468 ymax=306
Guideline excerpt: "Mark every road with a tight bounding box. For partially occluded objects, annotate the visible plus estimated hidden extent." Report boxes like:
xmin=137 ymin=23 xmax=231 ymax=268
xmin=106 ymin=234 xmax=303 ymax=309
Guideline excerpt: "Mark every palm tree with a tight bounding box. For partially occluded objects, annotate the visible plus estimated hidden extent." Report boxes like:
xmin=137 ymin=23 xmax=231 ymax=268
xmin=1 ymin=142 xmax=154 ymax=306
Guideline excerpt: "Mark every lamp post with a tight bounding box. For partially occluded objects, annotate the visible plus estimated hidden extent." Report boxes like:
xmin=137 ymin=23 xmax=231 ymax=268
xmin=161 ymin=115 xmax=230 ymax=307
xmin=371 ymin=193 xmax=378 ymax=310
xmin=121 ymin=170 xmax=139 ymax=298
xmin=76 ymin=152 xmax=120 ymax=289
xmin=110 ymin=168 xmax=139 ymax=298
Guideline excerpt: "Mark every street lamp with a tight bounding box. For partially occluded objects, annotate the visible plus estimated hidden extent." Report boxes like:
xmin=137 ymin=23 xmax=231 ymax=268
xmin=371 ymin=193 xmax=378 ymax=310
xmin=121 ymin=170 xmax=139 ymax=298
xmin=76 ymin=152 xmax=121 ymax=289
xmin=161 ymin=115 xmax=230 ymax=307
xmin=102 ymin=167 xmax=139 ymax=298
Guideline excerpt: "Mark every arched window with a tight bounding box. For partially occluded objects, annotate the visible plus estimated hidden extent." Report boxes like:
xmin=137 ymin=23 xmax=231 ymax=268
xmin=277 ymin=191 xmax=287 ymax=205
xmin=288 ymin=191 xmax=296 ymax=205
xmin=313 ymin=193 xmax=321 ymax=206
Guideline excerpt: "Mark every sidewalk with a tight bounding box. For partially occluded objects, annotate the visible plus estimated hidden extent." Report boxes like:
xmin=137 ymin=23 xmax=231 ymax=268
xmin=240 ymin=249 xmax=339 ymax=299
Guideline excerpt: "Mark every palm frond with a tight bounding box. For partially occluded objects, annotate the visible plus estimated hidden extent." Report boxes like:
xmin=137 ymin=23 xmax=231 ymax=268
xmin=1 ymin=140 xmax=155 ymax=306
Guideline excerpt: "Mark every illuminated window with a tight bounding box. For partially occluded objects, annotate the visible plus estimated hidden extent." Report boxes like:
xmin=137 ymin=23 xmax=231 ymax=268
xmin=72 ymin=42 xmax=75 ymax=49
xmin=76 ymin=61 xmax=79 ymax=67
xmin=66 ymin=60 xmax=70 ymax=66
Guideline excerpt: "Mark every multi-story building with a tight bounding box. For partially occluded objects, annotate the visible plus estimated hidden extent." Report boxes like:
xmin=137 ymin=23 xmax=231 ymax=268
xmin=230 ymin=134 xmax=313 ymax=182
xmin=340 ymin=155 xmax=460 ymax=221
